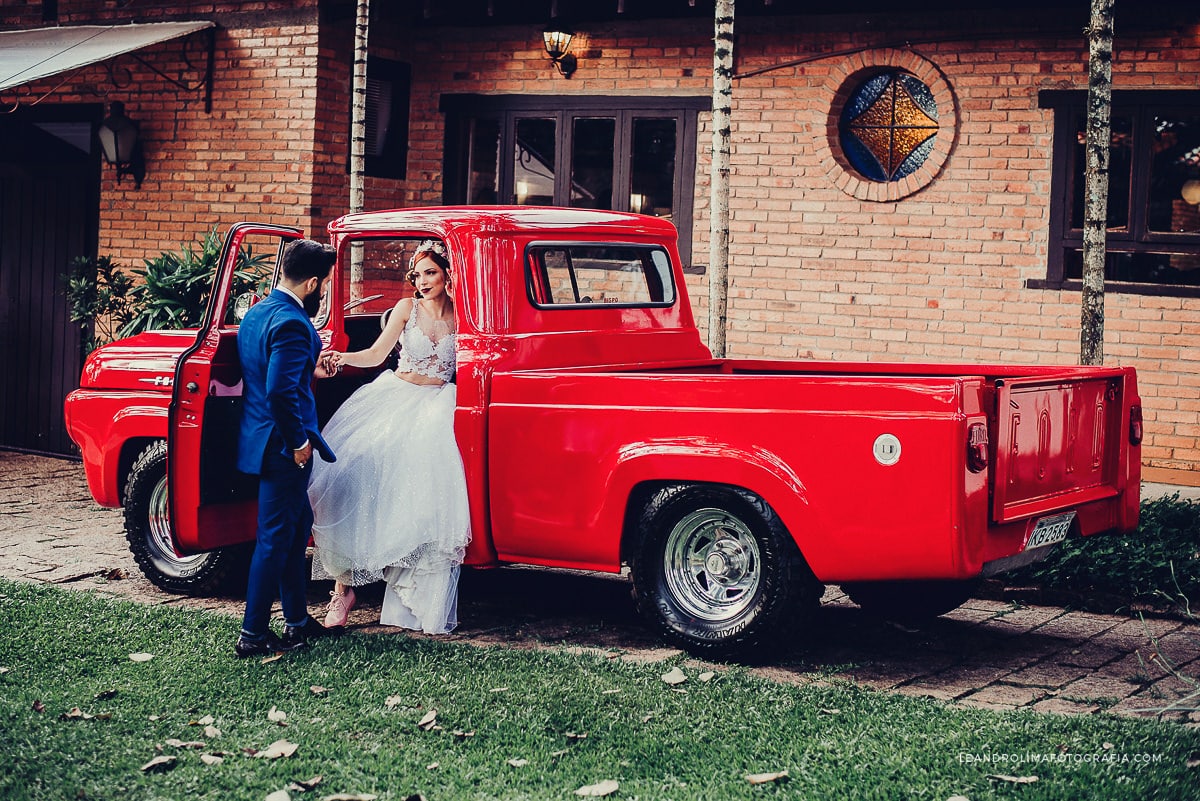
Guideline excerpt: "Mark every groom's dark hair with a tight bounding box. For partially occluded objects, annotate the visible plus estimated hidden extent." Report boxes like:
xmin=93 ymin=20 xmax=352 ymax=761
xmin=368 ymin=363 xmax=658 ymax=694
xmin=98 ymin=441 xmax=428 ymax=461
xmin=281 ymin=239 xmax=336 ymax=282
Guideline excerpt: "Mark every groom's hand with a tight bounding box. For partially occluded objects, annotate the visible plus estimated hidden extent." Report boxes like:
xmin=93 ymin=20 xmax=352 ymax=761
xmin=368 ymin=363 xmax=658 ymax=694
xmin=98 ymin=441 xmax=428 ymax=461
xmin=294 ymin=442 xmax=313 ymax=468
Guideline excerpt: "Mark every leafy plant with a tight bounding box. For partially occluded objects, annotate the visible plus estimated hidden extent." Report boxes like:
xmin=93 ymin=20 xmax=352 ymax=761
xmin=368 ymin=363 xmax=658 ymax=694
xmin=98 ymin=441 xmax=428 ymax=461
xmin=64 ymin=255 xmax=137 ymax=353
xmin=119 ymin=227 xmax=273 ymax=338
xmin=1009 ymin=494 xmax=1200 ymax=613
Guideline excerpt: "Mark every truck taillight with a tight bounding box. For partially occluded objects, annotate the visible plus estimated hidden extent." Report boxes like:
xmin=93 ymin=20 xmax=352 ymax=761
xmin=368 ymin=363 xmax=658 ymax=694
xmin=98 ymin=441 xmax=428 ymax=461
xmin=1130 ymin=405 xmax=1143 ymax=446
xmin=967 ymin=422 xmax=989 ymax=473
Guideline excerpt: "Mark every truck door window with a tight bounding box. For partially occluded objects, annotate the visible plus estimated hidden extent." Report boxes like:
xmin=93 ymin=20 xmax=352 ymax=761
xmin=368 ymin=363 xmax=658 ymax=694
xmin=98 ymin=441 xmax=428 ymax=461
xmin=225 ymin=233 xmax=285 ymax=327
xmin=528 ymin=244 xmax=675 ymax=308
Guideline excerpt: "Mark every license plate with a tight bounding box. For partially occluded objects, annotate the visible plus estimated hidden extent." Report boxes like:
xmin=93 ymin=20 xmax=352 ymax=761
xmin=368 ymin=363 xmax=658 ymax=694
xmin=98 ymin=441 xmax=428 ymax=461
xmin=1024 ymin=512 xmax=1075 ymax=551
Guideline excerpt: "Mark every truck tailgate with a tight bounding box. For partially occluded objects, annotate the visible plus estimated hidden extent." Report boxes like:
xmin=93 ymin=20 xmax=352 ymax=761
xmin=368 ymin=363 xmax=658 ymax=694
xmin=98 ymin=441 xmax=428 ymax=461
xmin=992 ymin=370 xmax=1130 ymax=524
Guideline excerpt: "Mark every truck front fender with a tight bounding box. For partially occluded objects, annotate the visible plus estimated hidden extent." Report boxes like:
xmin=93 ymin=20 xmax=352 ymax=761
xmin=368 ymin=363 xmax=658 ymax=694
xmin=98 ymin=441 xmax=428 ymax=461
xmin=65 ymin=390 xmax=169 ymax=507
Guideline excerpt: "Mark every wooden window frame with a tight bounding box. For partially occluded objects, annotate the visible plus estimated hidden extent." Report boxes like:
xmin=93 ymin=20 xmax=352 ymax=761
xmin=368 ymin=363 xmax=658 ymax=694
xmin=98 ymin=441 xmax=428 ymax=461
xmin=440 ymin=94 xmax=707 ymax=266
xmin=1034 ymin=89 xmax=1200 ymax=298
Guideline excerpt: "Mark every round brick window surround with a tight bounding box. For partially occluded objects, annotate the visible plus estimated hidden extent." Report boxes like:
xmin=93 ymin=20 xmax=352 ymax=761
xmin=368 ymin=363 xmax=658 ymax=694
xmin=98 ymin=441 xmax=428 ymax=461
xmin=818 ymin=49 xmax=958 ymax=202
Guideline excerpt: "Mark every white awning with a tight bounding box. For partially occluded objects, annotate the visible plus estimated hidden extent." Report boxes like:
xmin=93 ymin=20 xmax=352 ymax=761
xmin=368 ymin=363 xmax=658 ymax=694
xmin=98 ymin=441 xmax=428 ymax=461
xmin=0 ymin=21 xmax=215 ymax=92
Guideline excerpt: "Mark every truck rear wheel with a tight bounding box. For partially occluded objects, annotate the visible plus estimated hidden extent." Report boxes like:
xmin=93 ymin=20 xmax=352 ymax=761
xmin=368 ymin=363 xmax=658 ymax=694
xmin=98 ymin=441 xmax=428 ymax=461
xmin=631 ymin=484 xmax=821 ymax=660
xmin=124 ymin=441 xmax=241 ymax=595
xmin=842 ymin=579 xmax=980 ymax=622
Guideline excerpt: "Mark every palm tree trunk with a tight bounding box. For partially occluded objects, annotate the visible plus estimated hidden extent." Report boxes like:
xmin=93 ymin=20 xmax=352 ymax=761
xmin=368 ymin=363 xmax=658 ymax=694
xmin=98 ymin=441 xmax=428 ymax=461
xmin=348 ymin=0 xmax=370 ymax=301
xmin=708 ymin=0 xmax=734 ymax=358
xmin=1081 ymin=0 xmax=1114 ymax=366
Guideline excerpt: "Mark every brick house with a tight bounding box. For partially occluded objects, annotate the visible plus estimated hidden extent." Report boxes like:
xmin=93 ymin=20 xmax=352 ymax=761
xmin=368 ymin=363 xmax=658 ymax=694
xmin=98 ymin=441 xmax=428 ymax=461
xmin=1 ymin=0 xmax=1198 ymax=485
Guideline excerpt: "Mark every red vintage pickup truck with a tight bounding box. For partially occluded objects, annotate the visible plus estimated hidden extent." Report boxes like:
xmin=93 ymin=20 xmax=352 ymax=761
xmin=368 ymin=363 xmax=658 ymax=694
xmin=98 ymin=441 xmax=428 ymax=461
xmin=65 ymin=207 xmax=1143 ymax=657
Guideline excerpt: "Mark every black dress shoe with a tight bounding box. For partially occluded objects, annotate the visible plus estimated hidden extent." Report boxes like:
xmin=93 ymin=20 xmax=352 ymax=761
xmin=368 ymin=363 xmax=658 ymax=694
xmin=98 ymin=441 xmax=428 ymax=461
xmin=234 ymin=631 xmax=301 ymax=659
xmin=282 ymin=617 xmax=343 ymax=648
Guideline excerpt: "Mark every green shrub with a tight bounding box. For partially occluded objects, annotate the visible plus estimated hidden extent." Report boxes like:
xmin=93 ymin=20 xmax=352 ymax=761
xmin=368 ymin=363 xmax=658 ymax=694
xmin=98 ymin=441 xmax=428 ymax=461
xmin=1009 ymin=494 xmax=1200 ymax=613
xmin=65 ymin=254 xmax=137 ymax=354
xmin=119 ymin=227 xmax=273 ymax=338
xmin=66 ymin=228 xmax=273 ymax=353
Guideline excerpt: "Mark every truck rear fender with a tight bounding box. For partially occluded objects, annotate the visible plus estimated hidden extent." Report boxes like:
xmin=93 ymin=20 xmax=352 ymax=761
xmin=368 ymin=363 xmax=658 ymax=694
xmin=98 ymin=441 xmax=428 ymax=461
xmin=610 ymin=442 xmax=813 ymax=567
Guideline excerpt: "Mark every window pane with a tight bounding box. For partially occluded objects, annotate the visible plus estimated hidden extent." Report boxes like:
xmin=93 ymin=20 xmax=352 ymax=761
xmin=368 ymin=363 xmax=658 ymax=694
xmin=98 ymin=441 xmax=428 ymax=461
xmin=466 ymin=118 xmax=500 ymax=204
xmin=529 ymin=245 xmax=675 ymax=306
xmin=570 ymin=117 xmax=615 ymax=209
xmin=1148 ymin=114 xmax=1200 ymax=234
xmin=1071 ymin=114 xmax=1133 ymax=230
xmin=631 ymin=118 xmax=676 ymax=219
xmin=514 ymin=118 xmax=556 ymax=205
xmin=1063 ymin=249 xmax=1200 ymax=286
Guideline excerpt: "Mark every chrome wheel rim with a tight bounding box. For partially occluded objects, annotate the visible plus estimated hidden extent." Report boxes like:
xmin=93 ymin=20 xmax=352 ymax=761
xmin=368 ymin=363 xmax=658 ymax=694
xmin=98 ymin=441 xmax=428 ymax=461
xmin=145 ymin=475 xmax=207 ymax=575
xmin=663 ymin=508 xmax=761 ymax=622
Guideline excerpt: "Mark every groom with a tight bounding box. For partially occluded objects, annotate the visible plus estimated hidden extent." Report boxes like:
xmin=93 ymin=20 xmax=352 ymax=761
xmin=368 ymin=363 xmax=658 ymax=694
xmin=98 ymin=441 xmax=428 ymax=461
xmin=234 ymin=238 xmax=340 ymax=658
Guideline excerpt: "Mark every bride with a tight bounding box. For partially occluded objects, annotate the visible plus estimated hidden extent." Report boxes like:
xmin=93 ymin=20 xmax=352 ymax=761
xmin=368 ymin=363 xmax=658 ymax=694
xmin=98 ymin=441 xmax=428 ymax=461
xmin=308 ymin=240 xmax=470 ymax=634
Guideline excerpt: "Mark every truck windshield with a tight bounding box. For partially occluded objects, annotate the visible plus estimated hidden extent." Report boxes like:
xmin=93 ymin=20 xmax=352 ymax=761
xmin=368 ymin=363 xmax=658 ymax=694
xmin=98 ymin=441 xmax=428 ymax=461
xmin=526 ymin=244 xmax=675 ymax=308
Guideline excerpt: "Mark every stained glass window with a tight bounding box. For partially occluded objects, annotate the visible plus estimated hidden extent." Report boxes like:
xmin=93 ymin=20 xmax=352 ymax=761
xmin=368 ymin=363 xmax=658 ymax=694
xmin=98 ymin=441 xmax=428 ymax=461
xmin=839 ymin=72 xmax=939 ymax=183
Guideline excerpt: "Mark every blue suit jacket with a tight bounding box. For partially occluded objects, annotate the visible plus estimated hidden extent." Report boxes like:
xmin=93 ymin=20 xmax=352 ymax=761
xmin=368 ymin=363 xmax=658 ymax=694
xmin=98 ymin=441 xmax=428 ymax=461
xmin=236 ymin=290 xmax=335 ymax=475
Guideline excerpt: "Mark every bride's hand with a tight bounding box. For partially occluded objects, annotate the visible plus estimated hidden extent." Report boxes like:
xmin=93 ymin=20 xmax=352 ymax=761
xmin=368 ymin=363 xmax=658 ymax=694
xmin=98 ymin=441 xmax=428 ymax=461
xmin=317 ymin=350 xmax=342 ymax=378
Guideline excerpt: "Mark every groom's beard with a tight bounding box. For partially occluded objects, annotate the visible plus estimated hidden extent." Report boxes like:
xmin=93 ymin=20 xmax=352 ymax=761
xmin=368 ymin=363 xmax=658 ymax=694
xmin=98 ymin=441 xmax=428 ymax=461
xmin=303 ymin=287 xmax=322 ymax=317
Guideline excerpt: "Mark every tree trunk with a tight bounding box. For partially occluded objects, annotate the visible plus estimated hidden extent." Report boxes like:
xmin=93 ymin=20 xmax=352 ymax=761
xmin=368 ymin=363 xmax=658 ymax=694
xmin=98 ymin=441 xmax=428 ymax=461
xmin=708 ymin=0 xmax=734 ymax=358
xmin=1081 ymin=0 xmax=1114 ymax=366
xmin=348 ymin=0 xmax=371 ymax=301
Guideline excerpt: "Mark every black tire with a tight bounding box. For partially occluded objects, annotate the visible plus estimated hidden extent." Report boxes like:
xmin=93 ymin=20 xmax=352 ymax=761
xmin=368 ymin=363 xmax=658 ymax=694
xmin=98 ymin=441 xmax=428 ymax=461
xmin=842 ymin=579 xmax=981 ymax=622
xmin=630 ymin=484 xmax=822 ymax=660
xmin=123 ymin=440 xmax=242 ymax=595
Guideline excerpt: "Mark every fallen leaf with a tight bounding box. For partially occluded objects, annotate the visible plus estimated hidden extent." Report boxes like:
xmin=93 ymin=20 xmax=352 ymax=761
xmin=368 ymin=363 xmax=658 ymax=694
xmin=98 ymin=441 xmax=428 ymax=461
xmin=551 ymin=749 xmax=569 ymax=758
xmin=289 ymin=775 xmax=323 ymax=791
xmin=204 ymin=725 xmax=221 ymax=739
xmin=1186 ymin=758 xmax=1200 ymax=769
xmin=321 ymin=795 xmax=380 ymax=801
xmin=105 ymin=568 xmax=128 ymax=580
xmin=268 ymin=706 xmax=288 ymax=724
xmin=507 ymin=758 xmax=529 ymax=767
xmin=819 ymin=708 xmax=841 ymax=715
xmin=601 ymin=689 xmax=621 ymax=695
xmin=93 ymin=689 xmax=117 ymax=701
xmin=490 ymin=687 xmax=509 ymax=693
xmin=148 ymin=714 xmax=160 ymax=721
xmin=32 ymin=700 xmax=45 ymax=713
xmin=310 ymin=686 xmax=328 ymax=695
xmin=265 ymin=791 xmax=291 ymax=801
xmin=565 ymin=732 xmax=589 ymax=740
xmin=199 ymin=754 xmax=224 ymax=766
xmin=746 ymin=770 xmax=789 ymax=785
xmin=640 ymin=713 xmax=654 ymax=724
xmin=140 ymin=755 xmax=176 ymax=772
xmin=698 ymin=671 xmax=716 ymax=683
xmin=987 ymin=774 xmax=1038 ymax=784
xmin=255 ymin=739 xmax=299 ymax=759
xmin=417 ymin=710 xmax=438 ymax=730
xmin=61 ymin=707 xmax=94 ymax=720
xmin=261 ymin=653 xmax=284 ymax=664
xmin=660 ymin=666 xmax=687 ymax=685
xmin=1102 ymin=742 xmax=1114 ymax=750
xmin=426 ymin=762 xmax=439 ymax=770
xmin=0 ymin=667 xmax=9 ymax=674
xmin=129 ymin=652 xmax=154 ymax=663
xmin=946 ymin=796 xmax=970 ymax=801
xmin=195 ymin=714 xmax=215 ymax=725
xmin=385 ymin=695 xmax=404 ymax=708
xmin=574 ymin=779 xmax=619 ymax=797
xmin=165 ymin=739 xmax=206 ymax=749
xmin=453 ymin=729 xmax=475 ymax=739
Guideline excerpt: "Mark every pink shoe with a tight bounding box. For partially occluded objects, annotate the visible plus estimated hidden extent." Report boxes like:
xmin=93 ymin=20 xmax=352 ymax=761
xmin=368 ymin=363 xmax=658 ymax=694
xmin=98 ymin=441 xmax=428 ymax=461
xmin=324 ymin=587 xmax=356 ymax=627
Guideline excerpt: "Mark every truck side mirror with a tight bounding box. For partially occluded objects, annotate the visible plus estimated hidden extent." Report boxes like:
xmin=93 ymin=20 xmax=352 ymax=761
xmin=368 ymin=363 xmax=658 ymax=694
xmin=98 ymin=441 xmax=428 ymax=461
xmin=233 ymin=291 xmax=260 ymax=322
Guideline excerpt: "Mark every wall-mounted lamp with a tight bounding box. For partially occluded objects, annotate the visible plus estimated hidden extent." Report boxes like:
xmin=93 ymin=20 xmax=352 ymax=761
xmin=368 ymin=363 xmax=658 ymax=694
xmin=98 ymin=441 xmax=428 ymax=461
xmin=542 ymin=25 xmax=577 ymax=78
xmin=1182 ymin=179 xmax=1200 ymax=206
xmin=97 ymin=101 xmax=145 ymax=189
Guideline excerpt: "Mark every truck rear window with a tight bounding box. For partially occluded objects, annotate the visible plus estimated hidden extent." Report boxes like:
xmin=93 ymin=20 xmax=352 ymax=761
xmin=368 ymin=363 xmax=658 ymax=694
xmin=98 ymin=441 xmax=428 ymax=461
xmin=526 ymin=244 xmax=676 ymax=308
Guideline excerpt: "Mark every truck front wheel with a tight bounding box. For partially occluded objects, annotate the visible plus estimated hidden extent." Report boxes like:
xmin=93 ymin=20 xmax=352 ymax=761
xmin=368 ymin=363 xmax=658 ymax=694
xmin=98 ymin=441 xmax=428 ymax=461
xmin=124 ymin=441 xmax=241 ymax=595
xmin=631 ymin=484 xmax=821 ymax=660
xmin=841 ymin=579 xmax=980 ymax=622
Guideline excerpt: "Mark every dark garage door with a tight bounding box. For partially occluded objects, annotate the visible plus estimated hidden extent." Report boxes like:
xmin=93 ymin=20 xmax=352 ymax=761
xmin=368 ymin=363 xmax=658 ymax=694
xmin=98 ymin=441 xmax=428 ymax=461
xmin=0 ymin=113 xmax=99 ymax=456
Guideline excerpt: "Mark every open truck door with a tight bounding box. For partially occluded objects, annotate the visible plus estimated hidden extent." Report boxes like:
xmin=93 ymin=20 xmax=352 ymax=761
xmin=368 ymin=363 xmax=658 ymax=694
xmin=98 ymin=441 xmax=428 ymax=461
xmin=169 ymin=224 xmax=304 ymax=553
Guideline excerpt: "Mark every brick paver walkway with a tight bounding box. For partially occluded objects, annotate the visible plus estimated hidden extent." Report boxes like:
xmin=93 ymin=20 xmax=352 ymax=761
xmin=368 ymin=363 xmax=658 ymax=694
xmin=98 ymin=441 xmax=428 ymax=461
xmin=2 ymin=449 xmax=1196 ymax=725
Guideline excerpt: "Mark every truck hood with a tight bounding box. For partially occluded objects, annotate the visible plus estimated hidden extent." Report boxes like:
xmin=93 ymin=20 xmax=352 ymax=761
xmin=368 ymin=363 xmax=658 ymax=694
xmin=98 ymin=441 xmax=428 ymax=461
xmin=79 ymin=330 xmax=198 ymax=391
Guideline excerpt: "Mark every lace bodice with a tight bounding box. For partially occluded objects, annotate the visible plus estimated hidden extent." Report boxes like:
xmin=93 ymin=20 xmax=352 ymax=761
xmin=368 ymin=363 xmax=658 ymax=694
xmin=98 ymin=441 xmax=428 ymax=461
xmin=395 ymin=300 xmax=456 ymax=382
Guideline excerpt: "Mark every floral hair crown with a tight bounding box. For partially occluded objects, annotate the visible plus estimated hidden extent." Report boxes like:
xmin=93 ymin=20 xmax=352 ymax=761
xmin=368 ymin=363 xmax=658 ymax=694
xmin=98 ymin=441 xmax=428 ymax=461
xmin=409 ymin=239 xmax=448 ymax=270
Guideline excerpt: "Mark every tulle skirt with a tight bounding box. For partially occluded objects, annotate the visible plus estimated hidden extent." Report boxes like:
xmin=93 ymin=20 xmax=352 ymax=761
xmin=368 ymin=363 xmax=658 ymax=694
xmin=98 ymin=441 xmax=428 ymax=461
xmin=309 ymin=371 xmax=470 ymax=634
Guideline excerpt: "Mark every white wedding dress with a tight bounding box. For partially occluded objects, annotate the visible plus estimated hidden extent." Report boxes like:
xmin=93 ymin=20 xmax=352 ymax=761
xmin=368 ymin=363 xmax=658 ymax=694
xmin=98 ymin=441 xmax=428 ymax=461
xmin=309 ymin=300 xmax=470 ymax=634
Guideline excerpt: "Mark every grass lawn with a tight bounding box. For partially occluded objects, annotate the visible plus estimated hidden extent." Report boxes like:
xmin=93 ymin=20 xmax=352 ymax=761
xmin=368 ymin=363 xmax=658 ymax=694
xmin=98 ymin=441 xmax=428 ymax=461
xmin=1 ymin=579 xmax=1198 ymax=801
